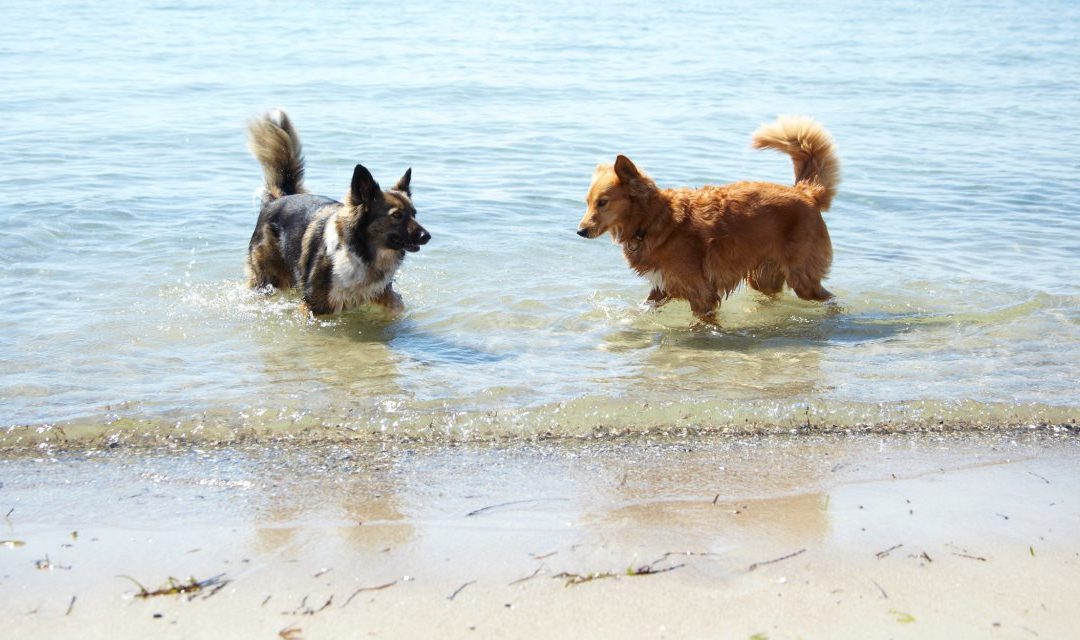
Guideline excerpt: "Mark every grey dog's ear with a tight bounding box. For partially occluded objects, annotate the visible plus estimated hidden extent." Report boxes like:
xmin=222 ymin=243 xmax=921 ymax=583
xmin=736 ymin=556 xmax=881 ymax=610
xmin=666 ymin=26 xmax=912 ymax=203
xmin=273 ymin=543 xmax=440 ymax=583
xmin=350 ymin=164 xmax=382 ymax=208
xmin=393 ymin=167 xmax=412 ymax=196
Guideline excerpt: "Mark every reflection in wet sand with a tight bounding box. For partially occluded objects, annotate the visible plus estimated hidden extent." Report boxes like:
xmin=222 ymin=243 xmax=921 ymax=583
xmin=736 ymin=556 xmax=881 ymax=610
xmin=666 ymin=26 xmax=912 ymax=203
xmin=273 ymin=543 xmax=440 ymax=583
xmin=571 ymin=440 xmax=832 ymax=579
xmin=245 ymin=437 xmax=842 ymax=584
xmin=247 ymin=448 xmax=414 ymax=558
xmin=598 ymin=493 xmax=827 ymax=556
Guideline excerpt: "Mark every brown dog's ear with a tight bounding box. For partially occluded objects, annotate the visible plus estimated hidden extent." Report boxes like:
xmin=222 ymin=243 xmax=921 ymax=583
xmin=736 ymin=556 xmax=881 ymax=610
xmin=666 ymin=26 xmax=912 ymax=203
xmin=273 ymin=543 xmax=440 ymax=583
xmin=350 ymin=164 xmax=382 ymax=207
xmin=613 ymin=155 xmax=641 ymax=184
xmin=393 ymin=167 xmax=412 ymax=196
xmin=614 ymin=155 xmax=655 ymax=200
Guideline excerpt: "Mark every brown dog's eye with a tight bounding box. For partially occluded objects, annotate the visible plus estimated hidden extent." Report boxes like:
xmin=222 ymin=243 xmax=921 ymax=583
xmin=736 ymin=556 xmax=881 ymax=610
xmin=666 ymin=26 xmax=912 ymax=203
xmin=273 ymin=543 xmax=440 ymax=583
xmin=597 ymin=198 xmax=609 ymax=208
xmin=390 ymin=210 xmax=403 ymax=219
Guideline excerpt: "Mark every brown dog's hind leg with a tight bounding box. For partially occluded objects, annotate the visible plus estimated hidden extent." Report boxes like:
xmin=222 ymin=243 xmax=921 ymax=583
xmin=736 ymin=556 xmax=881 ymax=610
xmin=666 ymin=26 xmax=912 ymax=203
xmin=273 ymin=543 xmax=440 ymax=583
xmin=787 ymin=270 xmax=833 ymax=302
xmin=784 ymin=221 xmax=834 ymax=302
xmin=747 ymin=262 xmax=786 ymax=296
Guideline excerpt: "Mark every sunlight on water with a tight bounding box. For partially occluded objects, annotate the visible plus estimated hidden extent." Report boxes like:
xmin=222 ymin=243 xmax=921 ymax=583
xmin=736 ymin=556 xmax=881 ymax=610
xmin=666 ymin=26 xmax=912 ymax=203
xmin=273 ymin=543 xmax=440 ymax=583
xmin=1 ymin=0 xmax=1078 ymax=446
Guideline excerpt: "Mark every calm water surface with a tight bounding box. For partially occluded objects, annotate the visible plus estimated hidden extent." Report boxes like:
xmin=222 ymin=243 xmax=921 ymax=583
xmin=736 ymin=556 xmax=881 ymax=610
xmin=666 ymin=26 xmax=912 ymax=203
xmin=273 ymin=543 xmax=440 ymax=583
xmin=2 ymin=1 xmax=1078 ymax=445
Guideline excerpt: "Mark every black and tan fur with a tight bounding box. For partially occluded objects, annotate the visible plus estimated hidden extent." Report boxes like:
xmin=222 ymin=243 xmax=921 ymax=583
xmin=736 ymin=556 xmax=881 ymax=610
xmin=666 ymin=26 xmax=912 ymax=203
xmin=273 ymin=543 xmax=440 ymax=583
xmin=246 ymin=109 xmax=429 ymax=315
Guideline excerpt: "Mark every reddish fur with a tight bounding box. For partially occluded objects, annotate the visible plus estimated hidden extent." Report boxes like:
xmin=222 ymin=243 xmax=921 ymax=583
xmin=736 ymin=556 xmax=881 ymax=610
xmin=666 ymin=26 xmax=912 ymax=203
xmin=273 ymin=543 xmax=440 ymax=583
xmin=577 ymin=116 xmax=840 ymax=325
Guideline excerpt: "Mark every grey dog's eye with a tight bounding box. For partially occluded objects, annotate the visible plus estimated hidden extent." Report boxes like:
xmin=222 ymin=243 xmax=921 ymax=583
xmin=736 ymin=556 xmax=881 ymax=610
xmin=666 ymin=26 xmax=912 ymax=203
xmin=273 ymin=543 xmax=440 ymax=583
xmin=597 ymin=198 xmax=609 ymax=207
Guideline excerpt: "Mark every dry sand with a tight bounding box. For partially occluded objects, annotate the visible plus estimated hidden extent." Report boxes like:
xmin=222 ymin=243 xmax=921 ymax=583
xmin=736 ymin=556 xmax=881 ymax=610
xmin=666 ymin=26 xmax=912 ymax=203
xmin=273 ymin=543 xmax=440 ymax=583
xmin=2 ymin=429 xmax=1078 ymax=639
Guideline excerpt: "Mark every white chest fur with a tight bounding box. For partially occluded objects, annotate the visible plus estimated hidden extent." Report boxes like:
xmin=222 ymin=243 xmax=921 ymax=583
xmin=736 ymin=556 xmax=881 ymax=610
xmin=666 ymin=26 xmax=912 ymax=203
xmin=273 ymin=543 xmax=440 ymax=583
xmin=642 ymin=269 xmax=666 ymax=291
xmin=322 ymin=212 xmax=400 ymax=312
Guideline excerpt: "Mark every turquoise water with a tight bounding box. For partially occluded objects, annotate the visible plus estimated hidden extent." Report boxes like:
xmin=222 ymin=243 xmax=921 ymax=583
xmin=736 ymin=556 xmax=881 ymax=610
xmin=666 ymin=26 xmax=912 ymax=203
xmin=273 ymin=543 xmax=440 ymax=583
xmin=1 ymin=1 xmax=1078 ymax=445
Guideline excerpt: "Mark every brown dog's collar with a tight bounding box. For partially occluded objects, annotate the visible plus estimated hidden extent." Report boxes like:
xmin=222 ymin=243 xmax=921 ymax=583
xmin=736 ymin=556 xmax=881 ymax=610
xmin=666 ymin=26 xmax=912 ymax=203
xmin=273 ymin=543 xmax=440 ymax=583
xmin=626 ymin=228 xmax=646 ymax=253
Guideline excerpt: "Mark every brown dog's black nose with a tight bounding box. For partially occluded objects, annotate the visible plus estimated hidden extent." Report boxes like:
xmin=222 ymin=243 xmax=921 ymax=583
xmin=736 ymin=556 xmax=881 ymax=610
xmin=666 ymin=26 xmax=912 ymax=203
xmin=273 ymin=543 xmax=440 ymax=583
xmin=576 ymin=228 xmax=590 ymax=238
xmin=417 ymin=229 xmax=431 ymax=244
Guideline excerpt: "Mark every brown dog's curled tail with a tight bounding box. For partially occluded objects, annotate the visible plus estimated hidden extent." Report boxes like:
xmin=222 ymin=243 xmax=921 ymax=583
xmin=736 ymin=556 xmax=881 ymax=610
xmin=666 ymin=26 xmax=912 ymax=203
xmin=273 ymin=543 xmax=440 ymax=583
xmin=752 ymin=115 xmax=840 ymax=211
xmin=247 ymin=109 xmax=307 ymax=202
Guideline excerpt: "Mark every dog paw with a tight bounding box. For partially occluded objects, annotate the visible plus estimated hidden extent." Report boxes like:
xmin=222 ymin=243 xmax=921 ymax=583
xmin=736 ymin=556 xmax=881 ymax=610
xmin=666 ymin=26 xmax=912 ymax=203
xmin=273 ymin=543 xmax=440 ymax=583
xmin=378 ymin=294 xmax=405 ymax=314
xmin=640 ymin=298 xmax=671 ymax=312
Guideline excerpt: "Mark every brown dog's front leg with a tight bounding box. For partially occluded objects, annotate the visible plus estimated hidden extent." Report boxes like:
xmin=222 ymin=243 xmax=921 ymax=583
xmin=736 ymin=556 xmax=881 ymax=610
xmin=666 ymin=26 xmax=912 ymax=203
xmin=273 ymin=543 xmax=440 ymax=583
xmin=689 ymin=295 xmax=720 ymax=326
xmin=644 ymin=287 xmax=671 ymax=308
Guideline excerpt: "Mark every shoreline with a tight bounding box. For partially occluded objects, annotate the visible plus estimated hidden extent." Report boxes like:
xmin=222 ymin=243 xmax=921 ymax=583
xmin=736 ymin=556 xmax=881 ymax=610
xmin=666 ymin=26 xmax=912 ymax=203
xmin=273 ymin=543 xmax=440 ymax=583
xmin=3 ymin=406 xmax=1077 ymax=452
xmin=3 ymin=431 xmax=1078 ymax=638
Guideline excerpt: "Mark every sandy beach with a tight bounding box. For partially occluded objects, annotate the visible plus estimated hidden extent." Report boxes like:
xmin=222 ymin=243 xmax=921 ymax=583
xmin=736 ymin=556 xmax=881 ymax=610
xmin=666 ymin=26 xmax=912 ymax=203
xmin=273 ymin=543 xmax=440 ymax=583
xmin=3 ymin=428 xmax=1077 ymax=639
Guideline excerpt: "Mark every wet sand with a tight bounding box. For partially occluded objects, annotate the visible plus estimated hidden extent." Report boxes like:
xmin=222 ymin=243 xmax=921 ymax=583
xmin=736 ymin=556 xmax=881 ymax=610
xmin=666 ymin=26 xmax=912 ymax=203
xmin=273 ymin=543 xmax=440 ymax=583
xmin=3 ymin=430 xmax=1078 ymax=639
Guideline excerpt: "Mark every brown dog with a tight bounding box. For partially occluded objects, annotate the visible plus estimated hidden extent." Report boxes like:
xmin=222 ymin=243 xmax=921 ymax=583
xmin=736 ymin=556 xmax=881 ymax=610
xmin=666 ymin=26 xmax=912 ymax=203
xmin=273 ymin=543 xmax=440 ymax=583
xmin=577 ymin=115 xmax=840 ymax=325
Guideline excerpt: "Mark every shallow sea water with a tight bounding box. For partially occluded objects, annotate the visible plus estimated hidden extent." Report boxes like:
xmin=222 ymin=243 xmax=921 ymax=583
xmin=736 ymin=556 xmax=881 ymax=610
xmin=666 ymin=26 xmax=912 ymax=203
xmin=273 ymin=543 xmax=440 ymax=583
xmin=1 ymin=1 xmax=1078 ymax=446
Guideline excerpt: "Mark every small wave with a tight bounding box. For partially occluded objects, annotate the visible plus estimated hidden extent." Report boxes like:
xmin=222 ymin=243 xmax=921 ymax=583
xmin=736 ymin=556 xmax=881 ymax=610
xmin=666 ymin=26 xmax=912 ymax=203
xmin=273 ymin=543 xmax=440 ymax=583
xmin=3 ymin=398 xmax=1075 ymax=454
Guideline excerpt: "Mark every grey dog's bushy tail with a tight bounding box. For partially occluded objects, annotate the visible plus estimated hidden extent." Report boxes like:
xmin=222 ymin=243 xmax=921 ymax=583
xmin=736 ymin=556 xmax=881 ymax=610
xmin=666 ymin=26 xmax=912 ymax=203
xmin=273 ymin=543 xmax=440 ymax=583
xmin=248 ymin=109 xmax=307 ymax=202
xmin=751 ymin=115 xmax=840 ymax=211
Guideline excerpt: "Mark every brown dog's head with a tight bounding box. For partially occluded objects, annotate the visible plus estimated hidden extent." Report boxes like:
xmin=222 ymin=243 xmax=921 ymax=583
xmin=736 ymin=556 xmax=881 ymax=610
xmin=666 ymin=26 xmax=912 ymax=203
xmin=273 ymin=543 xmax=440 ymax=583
xmin=577 ymin=155 xmax=655 ymax=241
xmin=344 ymin=165 xmax=430 ymax=259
